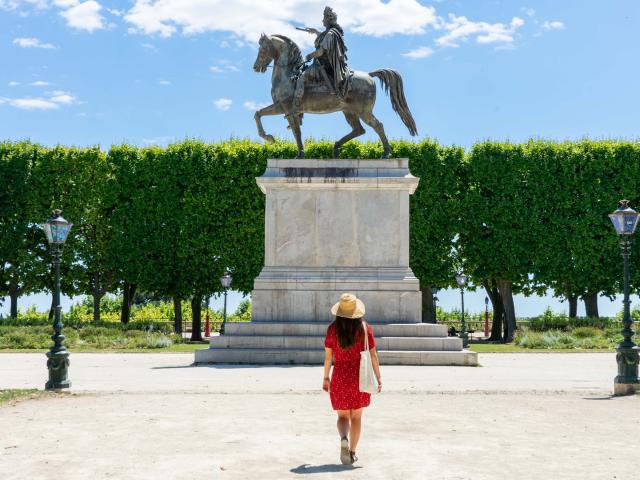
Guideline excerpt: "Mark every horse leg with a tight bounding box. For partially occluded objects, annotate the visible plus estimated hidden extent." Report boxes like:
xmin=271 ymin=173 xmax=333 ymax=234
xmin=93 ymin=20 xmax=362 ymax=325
xmin=254 ymin=103 xmax=284 ymax=143
xmin=360 ymin=111 xmax=392 ymax=159
xmin=286 ymin=114 xmax=304 ymax=158
xmin=333 ymin=112 xmax=365 ymax=158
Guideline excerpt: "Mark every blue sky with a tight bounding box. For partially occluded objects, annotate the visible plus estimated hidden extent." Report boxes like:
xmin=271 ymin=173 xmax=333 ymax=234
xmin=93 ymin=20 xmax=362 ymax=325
xmin=1 ymin=0 xmax=639 ymax=316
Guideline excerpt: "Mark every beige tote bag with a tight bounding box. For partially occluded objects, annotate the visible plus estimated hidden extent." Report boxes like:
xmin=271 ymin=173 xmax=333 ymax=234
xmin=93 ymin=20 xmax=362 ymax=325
xmin=359 ymin=321 xmax=379 ymax=394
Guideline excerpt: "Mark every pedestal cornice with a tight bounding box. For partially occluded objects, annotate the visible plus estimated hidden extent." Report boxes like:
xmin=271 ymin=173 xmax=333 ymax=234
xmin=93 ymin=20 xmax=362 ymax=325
xmin=257 ymin=158 xmax=419 ymax=194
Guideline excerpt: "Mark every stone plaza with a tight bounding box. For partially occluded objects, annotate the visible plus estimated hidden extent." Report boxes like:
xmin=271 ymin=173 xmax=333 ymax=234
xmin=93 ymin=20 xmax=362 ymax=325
xmin=1 ymin=352 xmax=639 ymax=480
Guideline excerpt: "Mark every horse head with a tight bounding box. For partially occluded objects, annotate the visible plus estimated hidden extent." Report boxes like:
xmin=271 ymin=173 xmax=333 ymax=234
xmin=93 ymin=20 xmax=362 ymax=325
xmin=254 ymin=33 xmax=275 ymax=73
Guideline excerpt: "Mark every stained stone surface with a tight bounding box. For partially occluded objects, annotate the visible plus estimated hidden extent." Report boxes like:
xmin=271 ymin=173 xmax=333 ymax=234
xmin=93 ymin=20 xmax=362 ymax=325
xmin=253 ymin=158 xmax=422 ymax=324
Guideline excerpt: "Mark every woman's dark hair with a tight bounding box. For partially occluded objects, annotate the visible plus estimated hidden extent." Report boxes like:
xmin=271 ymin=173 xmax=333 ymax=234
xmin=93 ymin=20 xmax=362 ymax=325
xmin=334 ymin=315 xmax=363 ymax=349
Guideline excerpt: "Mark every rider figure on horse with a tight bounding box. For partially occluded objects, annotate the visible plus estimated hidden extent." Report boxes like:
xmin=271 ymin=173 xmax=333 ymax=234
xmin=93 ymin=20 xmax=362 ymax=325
xmin=293 ymin=6 xmax=351 ymax=113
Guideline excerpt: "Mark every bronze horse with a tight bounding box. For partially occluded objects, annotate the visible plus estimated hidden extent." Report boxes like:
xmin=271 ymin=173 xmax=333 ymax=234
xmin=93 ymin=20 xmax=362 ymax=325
xmin=252 ymin=34 xmax=417 ymax=159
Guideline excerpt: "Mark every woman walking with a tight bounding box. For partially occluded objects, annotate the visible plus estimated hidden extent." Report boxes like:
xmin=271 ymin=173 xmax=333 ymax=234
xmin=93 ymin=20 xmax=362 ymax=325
xmin=323 ymin=293 xmax=382 ymax=465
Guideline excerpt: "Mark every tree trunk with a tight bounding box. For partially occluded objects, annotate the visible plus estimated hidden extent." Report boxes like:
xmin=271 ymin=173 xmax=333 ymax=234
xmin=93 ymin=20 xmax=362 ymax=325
xmin=583 ymin=292 xmax=599 ymax=318
xmin=92 ymin=272 xmax=103 ymax=322
xmin=190 ymin=296 xmax=203 ymax=342
xmin=9 ymin=284 xmax=19 ymax=319
xmin=421 ymin=284 xmax=436 ymax=323
xmin=120 ymin=282 xmax=137 ymax=324
xmin=497 ymin=279 xmax=517 ymax=342
xmin=173 ymin=297 xmax=183 ymax=334
xmin=485 ymin=281 xmax=504 ymax=342
xmin=568 ymin=294 xmax=578 ymax=318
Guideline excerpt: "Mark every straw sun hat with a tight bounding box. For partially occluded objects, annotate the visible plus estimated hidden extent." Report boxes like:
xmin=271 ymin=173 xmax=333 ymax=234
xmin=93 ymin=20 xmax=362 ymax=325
xmin=331 ymin=293 xmax=365 ymax=319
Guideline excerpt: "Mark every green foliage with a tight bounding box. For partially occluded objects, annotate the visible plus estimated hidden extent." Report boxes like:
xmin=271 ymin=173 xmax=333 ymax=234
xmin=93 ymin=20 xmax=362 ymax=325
xmin=514 ymin=329 xmax=615 ymax=349
xmin=0 ymin=324 xmax=183 ymax=350
xmin=527 ymin=307 xmax=615 ymax=331
xmin=3 ymin=139 xmax=640 ymax=323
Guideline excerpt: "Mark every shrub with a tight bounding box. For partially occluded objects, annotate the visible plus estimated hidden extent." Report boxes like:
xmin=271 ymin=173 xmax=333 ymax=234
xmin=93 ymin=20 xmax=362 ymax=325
xmin=528 ymin=308 xmax=569 ymax=331
xmin=515 ymin=327 xmax=616 ymax=349
xmin=571 ymin=327 xmax=600 ymax=338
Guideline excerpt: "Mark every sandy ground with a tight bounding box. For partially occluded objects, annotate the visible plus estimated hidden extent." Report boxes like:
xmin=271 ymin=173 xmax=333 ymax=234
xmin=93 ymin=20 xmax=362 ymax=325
xmin=0 ymin=353 xmax=638 ymax=480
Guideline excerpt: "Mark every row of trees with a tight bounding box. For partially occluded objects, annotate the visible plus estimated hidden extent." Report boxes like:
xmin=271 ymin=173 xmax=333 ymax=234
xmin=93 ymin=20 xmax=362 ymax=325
xmin=2 ymin=139 xmax=639 ymax=342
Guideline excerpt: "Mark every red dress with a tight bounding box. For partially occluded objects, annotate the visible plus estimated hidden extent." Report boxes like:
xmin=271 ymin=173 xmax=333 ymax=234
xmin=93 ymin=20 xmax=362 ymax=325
xmin=324 ymin=321 xmax=376 ymax=410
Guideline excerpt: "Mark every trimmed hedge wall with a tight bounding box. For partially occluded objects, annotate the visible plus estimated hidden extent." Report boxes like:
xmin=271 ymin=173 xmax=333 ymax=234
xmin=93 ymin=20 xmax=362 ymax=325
xmin=2 ymin=139 xmax=640 ymax=329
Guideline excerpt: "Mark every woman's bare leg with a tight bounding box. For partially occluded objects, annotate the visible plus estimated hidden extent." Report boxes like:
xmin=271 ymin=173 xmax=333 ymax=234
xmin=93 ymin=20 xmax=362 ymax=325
xmin=336 ymin=410 xmax=350 ymax=439
xmin=349 ymin=408 xmax=363 ymax=452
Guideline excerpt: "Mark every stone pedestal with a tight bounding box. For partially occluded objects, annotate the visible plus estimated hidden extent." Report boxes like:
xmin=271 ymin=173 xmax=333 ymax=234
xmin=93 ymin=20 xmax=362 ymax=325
xmin=195 ymin=158 xmax=478 ymax=366
xmin=252 ymin=158 xmax=422 ymax=323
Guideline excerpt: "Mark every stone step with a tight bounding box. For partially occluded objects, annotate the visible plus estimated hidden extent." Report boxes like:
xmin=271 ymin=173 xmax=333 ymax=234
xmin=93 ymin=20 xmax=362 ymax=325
xmin=209 ymin=335 xmax=462 ymax=351
xmin=194 ymin=348 xmax=478 ymax=366
xmin=223 ymin=322 xmax=448 ymax=338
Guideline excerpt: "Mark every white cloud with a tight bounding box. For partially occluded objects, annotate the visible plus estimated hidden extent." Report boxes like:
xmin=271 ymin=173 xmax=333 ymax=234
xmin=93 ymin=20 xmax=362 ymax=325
xmin=8 ymin=81 xmax=20 ymax=86
xmin=0 ymin=0 xmax=48 ymax=11
xmin=243 ymin=100 xmax=269 ymax=111
xmin=54 ymin=0 xmax=80 ymax=7
xmin=0 ymin=89 xmax=78 ymax=110
xmin=158 ymin=79 xmax=171 ymax=85
xmin=13 ymin=37 xmax=57 ymax=49
xmin=30 ymin=80 xmax=50 ymax=86
xmin=523 ymin=7 xmax=535 ymax=17
xmin=0 ymin=96 xmax=59 ymax=110
xmin=124 ymin=0 xmax=439 ymax=47
xmin=49 ymin=90 xmax=76 ymax=104
xmin=542 ymin=20 xmax=564 ymax=30
xmin=210 ymin=61 xmax=240 ymax=74
xmin=214 ymin=98 xmax=232 ymax=111
xmin=402 ymin=46 xmax=434 ymax=59
xmin=59 ymin=1 xmax=105 ymax=32
xmin=436 ymin=14 xmax=524 ymax=48
xmin=142 ymin=136 xmax=174 ymax=146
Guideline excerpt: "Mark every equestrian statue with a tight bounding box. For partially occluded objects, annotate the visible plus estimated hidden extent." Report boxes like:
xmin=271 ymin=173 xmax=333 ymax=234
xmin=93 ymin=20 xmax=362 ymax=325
xmin=252 ymin=6 xmax=417 ymax=159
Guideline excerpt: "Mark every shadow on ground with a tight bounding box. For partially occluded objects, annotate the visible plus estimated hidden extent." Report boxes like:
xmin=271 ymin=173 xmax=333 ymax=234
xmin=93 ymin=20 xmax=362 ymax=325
xmin=290 ymin=464 xmax=362 ymax=474
xmin=152 ymin=364 xmax=319 ymax=370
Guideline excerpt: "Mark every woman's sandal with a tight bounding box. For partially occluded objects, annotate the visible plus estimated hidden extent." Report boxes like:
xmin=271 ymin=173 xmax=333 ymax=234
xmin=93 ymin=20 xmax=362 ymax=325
xmin=350 ymin=450 xmax=358 ymax=464
xmin=340 ymin=437 xmax=350 ymax=465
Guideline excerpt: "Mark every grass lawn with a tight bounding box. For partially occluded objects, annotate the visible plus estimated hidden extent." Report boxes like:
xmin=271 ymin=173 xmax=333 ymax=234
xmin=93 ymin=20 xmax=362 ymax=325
xmin=0 ymin=343 xmax=207 ymax=354
xmin=0 ymin=389 xmax=42 ymax=405
xmin=469 ymin=343 xmax=614 ymax=353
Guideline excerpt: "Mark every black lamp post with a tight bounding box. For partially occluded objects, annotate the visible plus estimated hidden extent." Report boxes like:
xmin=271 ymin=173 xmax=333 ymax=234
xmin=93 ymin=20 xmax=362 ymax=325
xmin=431 ymin=287 xmax=440 ymax=323
xmin=608 ymin=200 xmax=640 ymax=396
xmin=455 ymin=272 xmax=469 ymax=348
xmin=42 ymin=209 xmax=73 ymax=390
xmin=219 ymin=271 xmax=232 ymax=335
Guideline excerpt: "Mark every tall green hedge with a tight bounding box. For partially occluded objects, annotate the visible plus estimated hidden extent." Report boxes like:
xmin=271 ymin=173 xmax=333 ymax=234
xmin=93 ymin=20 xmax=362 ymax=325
xmin=2 ymin=139 xmax=639 ymax=333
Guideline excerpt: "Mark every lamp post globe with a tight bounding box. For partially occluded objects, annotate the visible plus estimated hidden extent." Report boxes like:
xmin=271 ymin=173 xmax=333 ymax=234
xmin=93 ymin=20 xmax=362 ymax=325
xmin=609 ymin=200 xmax=640 ymax=396
xmin=220 ymin=272 xmax=232 ymax=335
xmin=455 ymin=272 xmax=469 ymax=348
xmin=42 ymin=209 xmax=73 ymax=390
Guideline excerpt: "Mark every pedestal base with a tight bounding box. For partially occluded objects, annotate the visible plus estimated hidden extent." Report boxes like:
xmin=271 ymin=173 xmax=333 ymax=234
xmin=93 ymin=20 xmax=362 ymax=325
xmin=252 ymin=266 xmax=421 ymax=323
xmin=45 ymin=351 xmax=71 ymax=390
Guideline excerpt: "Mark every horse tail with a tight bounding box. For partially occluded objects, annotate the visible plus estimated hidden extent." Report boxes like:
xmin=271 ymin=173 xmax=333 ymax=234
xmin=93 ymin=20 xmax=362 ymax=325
xmin=369 ymin=69 xmax=417 ymax=136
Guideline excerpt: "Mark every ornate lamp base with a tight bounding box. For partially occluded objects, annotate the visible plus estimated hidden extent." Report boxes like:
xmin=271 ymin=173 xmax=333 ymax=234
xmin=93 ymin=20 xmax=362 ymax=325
xmin=613 ymin=346 xmax=639 ymax=396
xmin=45 ymin=351 xmax=71 ymax=390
